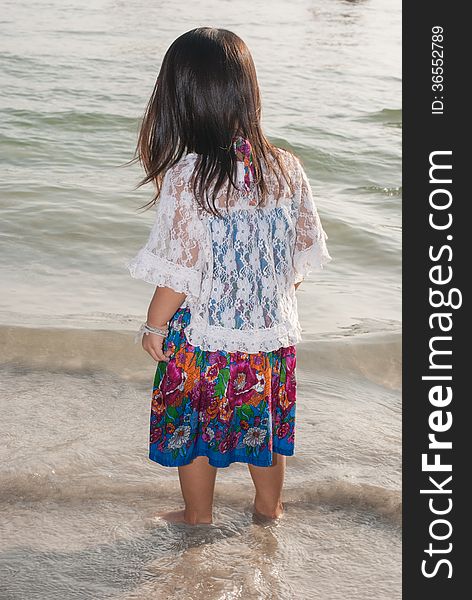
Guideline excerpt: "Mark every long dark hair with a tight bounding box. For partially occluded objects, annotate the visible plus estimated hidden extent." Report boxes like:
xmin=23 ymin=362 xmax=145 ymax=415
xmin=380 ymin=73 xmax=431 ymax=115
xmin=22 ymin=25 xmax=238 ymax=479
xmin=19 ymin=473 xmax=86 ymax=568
xmin=134 ymin=27 xmax=295 ymax=215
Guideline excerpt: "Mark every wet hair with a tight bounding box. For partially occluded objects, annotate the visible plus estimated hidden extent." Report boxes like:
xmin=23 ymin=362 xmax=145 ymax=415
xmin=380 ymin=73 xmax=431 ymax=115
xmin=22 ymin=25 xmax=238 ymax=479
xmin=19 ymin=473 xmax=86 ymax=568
xmin=134 ymin=27 xmax=295 ymax=215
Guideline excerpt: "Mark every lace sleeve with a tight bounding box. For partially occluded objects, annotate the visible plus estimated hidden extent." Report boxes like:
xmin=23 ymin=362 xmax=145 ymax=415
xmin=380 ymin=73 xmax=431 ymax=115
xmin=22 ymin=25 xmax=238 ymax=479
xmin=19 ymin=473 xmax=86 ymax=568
xmin=126 ymin=162 xmax=206 ymax=300
xmin=292 ymin=163 xmax=332 ymax=284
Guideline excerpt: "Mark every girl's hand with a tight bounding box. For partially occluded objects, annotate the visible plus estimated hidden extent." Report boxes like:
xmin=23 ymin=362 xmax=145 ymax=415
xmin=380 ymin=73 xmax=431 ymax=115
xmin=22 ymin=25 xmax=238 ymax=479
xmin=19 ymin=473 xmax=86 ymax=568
xmin=142 ymin=332 xmax=173 ymax=363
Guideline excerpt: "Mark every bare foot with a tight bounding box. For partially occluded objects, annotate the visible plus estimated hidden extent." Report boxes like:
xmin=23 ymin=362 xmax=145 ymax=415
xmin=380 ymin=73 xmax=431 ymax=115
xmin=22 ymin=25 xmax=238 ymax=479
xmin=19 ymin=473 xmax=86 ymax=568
xmin=253 ymin=501 xmax=285 ymax=522
xmin=155 ymin=509 xmax=213 ymax=525
xmin=154 ymin=509 xmax=187 ymax=523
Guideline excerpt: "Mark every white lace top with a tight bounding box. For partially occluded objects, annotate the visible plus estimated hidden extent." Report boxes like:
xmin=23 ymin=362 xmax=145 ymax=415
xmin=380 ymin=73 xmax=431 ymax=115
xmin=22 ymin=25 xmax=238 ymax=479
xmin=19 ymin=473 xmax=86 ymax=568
xmin=126 ymin=147 xmax=331 ymax=353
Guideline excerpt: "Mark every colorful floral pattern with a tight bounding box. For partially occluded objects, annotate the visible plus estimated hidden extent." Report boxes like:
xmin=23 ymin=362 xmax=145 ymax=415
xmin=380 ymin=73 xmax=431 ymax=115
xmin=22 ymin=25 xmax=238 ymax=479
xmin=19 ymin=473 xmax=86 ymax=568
xmin=232 ymin=135 xmax=256 ymax=191
xmin=149 ymin=307 xmax=296 ymax=468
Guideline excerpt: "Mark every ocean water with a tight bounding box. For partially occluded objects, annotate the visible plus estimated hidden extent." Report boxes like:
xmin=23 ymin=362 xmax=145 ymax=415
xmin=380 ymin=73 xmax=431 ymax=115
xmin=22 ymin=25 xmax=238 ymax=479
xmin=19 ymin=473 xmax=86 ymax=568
xmin=0 ymin=0 xmax=402 ymax=598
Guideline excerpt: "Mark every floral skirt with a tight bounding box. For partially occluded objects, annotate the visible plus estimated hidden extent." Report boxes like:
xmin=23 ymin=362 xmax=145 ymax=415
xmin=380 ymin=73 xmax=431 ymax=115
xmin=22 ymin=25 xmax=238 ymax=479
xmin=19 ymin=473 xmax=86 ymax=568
xmin=149 ymin=307 xmax=296 ymax=468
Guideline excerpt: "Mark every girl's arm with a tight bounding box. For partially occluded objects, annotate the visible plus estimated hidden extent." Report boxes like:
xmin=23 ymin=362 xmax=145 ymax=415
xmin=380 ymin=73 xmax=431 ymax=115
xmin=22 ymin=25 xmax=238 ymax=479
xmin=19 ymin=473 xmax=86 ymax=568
xmin=127 ymin=164 xmax=207 ymax=362
xmin=147 ymin=286 xmax=186 ymax=327
xmin=143 ymin=286 xmax=186 ymax=362
xmin=292 ymin=162 xmax=331 ymax=283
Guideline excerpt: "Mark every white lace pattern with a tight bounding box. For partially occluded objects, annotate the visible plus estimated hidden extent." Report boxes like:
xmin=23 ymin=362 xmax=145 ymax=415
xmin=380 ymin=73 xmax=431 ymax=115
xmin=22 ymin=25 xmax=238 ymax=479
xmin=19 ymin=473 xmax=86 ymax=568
xmin=126 ymin=149 xmax=331 ymax=352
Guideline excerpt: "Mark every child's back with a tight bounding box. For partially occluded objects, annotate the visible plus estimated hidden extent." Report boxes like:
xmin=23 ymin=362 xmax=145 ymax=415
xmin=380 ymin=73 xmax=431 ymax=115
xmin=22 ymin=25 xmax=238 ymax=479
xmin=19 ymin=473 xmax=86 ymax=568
xmin=126 ymin=27 xmax=331 ymax=525
xmin=128 ymin=140 xmax=330 ymax=353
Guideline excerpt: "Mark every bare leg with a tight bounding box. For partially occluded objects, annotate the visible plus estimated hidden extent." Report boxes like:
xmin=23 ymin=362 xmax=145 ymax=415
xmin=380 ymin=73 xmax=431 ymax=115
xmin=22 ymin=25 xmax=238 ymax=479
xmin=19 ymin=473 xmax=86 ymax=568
xmin=157 ymin=456 xmax=218 ymax=525
xmin=247 ymin=452 xmax=286 ymax=520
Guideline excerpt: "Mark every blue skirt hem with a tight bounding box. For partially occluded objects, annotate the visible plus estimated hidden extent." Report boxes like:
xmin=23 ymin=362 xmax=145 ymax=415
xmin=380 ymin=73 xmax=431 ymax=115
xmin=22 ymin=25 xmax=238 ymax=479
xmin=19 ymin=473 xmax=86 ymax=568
xmin=149 ymin=445 xmax=294 ymax=469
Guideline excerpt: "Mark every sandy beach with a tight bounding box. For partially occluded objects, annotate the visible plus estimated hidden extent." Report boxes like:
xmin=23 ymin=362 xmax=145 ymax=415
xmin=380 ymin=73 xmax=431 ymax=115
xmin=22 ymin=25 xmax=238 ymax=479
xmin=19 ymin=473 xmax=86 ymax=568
xmin=0 ymin=0 xmax=401 ymax=598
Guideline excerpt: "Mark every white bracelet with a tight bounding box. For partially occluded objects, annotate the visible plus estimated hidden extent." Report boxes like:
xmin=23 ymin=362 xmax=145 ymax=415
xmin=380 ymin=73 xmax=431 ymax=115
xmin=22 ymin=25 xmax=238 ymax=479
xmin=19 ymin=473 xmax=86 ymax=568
xmin=134 ymin=322 xmax=169 ymax=344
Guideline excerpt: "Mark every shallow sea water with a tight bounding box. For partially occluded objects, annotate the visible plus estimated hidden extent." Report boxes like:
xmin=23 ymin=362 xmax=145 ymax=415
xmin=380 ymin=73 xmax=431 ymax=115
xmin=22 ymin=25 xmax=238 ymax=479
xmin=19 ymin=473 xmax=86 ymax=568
xmin=0 ymin=0 xmax=401 ymax=598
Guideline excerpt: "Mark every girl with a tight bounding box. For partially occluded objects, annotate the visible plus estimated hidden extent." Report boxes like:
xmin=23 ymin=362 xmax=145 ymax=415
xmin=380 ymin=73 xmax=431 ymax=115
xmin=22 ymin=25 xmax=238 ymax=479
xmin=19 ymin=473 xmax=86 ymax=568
xmin=126 ymin=27 xmax=331 ymax=525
